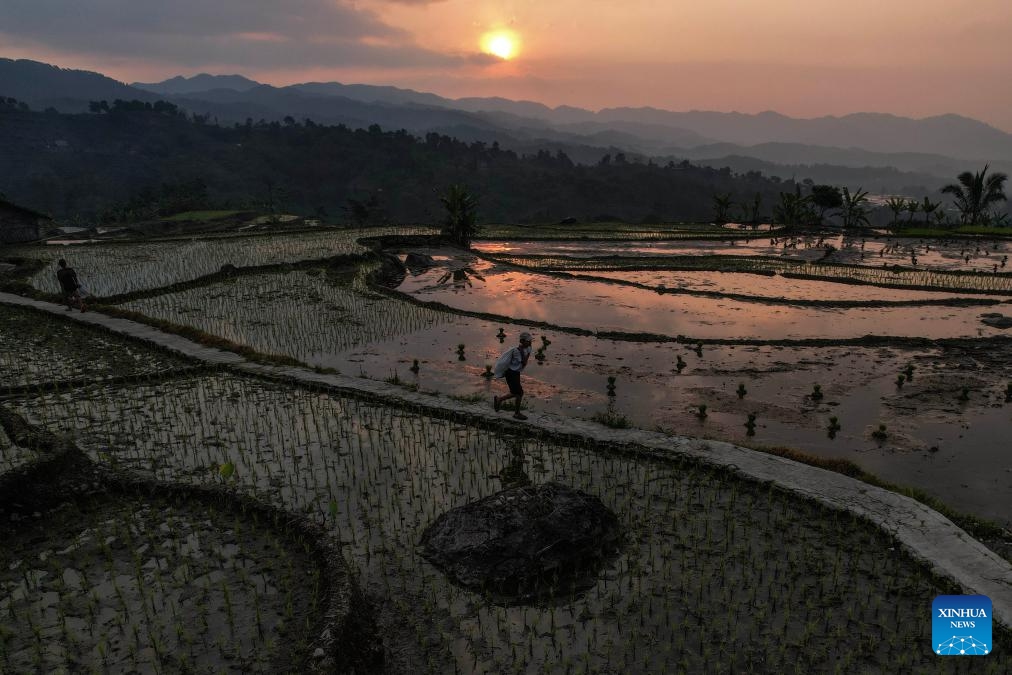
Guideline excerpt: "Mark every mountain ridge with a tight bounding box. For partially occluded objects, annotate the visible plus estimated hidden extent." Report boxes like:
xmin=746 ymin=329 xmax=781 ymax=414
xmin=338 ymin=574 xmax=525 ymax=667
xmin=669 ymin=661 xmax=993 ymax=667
xmin=2 ymin=57 xmax=1009 ymax=193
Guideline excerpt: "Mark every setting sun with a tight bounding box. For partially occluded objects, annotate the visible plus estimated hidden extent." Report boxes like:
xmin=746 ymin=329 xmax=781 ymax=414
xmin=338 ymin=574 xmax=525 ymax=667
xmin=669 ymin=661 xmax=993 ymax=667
xmin=481 ymin=30 xmax=519 ymax=60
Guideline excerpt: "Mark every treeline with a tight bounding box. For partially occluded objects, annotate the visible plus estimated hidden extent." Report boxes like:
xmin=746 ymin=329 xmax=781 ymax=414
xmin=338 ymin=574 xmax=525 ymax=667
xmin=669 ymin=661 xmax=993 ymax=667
xmin=0 ymin=99 xmax=791 ymax=225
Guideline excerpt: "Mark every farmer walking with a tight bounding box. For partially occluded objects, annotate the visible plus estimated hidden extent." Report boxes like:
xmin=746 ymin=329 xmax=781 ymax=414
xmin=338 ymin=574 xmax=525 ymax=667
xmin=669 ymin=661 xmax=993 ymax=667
xmin=56 ymin=259 xmax=87 ymax=312
xmin=493 ymin=331 xmax=533 ymax=420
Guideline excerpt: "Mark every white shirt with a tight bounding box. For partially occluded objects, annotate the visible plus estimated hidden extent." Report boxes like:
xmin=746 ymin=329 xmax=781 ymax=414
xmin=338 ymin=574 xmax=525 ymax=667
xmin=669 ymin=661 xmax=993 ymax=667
xmin=509 ymin=346 xmax=532 ymax=371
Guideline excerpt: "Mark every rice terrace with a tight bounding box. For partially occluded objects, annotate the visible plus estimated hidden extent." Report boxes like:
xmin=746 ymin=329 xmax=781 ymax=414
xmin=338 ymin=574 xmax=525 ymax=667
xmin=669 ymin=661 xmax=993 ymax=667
xmin=1 ymin=215 xmax=1010 ymax=674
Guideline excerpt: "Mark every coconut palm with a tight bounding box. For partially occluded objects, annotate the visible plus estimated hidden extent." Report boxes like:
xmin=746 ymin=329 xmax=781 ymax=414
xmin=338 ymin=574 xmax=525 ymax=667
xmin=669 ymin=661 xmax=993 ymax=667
xmin=941 ymin=164 xmax=1008 ymax=226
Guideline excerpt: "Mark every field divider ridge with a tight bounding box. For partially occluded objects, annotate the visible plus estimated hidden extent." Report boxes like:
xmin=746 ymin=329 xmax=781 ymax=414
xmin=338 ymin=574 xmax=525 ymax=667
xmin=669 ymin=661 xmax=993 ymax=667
xmin=2 ymin=290 xmax=1010 ymax=630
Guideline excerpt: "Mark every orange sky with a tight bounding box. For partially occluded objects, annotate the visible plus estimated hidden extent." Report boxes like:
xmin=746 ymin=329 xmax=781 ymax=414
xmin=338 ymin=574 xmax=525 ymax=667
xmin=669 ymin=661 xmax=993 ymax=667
xmin=2 ymin=0 xmax=1011 ymax=130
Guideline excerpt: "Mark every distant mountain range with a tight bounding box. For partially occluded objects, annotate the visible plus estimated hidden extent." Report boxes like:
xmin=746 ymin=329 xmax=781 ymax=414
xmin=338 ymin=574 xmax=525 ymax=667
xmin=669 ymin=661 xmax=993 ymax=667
xmin=4 ymin=57 xmax=1012 ymax=194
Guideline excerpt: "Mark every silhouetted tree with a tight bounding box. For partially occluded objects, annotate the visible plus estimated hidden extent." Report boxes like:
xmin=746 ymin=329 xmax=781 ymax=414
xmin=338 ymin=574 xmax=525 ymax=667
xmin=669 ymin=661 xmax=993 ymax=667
xmin=884 ymin=197 xmax=907 ymax=226
xmin=440 ymin=184 xmax=479 ymax=248
xmin=711 ymin=192 xmax=732 ymax=223
xmin=810 ymin=185 xmax=842 ymax=224
xmin=920 ymin=197 xmax=941 ymax=225
xmin=941 ymin=164 xmax=1008 ymax=225
xmin=835 ymin=187 xmax=871 ymax=229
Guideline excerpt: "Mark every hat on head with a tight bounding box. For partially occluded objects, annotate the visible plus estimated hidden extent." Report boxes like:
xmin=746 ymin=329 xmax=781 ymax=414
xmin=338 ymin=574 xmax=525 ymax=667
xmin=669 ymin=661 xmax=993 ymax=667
xmin=519 ymin=331 xmax=533 ymax=342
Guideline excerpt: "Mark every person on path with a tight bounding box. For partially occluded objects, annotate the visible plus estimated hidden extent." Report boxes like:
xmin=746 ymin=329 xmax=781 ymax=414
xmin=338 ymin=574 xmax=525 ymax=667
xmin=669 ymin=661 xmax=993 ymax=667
xmin=494 ymin=331 xmax=533 ymax=420
xmin=56 ymin=259 xmax=86 ymax=312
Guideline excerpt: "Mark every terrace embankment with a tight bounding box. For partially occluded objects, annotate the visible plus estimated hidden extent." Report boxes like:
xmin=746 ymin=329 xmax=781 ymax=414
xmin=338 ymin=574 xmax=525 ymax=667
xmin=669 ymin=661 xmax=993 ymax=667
xmin=2 ymin=291 xmax=1010 ymax=643
xmin=0 ymin=406 xmax=379 ymax=674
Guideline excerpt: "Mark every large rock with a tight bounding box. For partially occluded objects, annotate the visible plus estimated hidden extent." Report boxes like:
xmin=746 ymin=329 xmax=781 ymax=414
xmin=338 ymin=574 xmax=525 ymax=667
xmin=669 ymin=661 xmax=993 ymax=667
xmin=980 ymin=313 xmax=1012 ymax=329
xmin=404 ymin=252 xmax=437 ymax=271
xmin=419 ymin=482 xmax=622 ymax=602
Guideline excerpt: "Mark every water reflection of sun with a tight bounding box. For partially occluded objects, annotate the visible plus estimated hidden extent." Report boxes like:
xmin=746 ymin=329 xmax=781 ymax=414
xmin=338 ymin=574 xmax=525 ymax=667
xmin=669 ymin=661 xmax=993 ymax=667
xmin=481 ymin=30 xmax=519 ymax=60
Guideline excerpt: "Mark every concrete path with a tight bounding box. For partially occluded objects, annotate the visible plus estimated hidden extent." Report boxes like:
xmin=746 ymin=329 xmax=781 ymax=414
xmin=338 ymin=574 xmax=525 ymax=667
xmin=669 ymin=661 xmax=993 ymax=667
xmin=3 ymin=291 xmax=1011 ymax=628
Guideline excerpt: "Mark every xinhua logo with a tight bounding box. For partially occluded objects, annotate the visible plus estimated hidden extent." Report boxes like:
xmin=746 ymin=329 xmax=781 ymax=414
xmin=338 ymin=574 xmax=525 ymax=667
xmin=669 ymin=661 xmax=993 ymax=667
xmin=932 ymin=595 xmax=992 ymax=656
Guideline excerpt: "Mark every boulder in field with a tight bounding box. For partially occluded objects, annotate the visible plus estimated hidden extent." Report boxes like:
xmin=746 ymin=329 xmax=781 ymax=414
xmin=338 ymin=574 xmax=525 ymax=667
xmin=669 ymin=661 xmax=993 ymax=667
xmin=404 ymin=252 xmax=437 ymax=271
xmin=419 ymin=482 xmax=622 ymax=602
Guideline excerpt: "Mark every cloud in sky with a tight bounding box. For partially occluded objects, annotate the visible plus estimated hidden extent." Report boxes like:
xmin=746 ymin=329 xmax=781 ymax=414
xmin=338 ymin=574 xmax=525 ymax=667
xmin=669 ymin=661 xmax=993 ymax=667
xmin=0 ymin=0 xmax=473 ymax=70
xmin=1 ymin=0 xmax=1012 ymax=129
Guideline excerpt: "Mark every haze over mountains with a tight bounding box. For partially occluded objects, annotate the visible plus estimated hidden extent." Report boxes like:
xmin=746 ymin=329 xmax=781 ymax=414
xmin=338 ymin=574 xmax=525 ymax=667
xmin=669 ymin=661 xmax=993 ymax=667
xmin=4 ymin=57 xmax=1012 ymax=194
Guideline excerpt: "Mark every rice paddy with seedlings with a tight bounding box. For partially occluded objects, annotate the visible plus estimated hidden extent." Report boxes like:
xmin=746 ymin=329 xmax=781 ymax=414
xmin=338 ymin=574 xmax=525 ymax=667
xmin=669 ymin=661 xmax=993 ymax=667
xmin=76 ymin=240 xmax=1012 ymax=523
xmin=0 ymin=304 xmax=190 ymax=389
xmin=0 ymin=425 xmax=35 ymax=475
xmin=13 ymin=226 xmax=436 ymax=297
xmin=119 ymin=265 xmax=458 ymax=368
xmin=570 ymin=270 xmax=997 ymax=303
xmin=397 ymin=257 xmax=1011 ymax=339
xmin=477 ymin=234 xmax=1012 ymax=273
xmin=478 ymin=222 xmax=767 ymax=241
xmin=0 ymin=490 xmax=323 ymax=674
xmin=485 ymin=253 xmax=1012 ymax=295
xmin=6 ymin=372 xmax=1005 ymax=673
xmin=4 ymin=223 xmax=1012 ymax=670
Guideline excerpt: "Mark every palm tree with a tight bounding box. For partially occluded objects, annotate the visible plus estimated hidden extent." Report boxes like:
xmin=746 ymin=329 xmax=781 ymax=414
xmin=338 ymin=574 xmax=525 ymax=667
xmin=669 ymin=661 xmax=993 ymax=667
xmin=904 ymin=199 xmax=920 ymax=224
xmin=884 ymin=197 xmax=907 ymax=226
xmin=920 ymin=197 xmax=941 ymax=225
xmin=941 ymin=164 xmax=1008 ymax=225
xmin=440 ymin=184 xmax=480 ymax=248
xmin=835 ymin=187 xmax=871 ymax=229
xmin=711 ymin=192 xmax=733 ymax=224
xmin=772 ymin=186 xmax=812 ymax=229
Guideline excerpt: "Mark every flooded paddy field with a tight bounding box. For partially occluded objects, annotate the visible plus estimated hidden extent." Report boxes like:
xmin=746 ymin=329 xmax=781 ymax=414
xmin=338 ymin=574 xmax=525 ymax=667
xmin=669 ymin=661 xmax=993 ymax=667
xmin=396 ymin=257 xmax=1012 ymax=340
xmin=5 ymin=372 xmax=999 ymax=673
xmin=103 ymin=251 xmax=1012 ymax=524
xmin=4 ymin=225 xmax=1011 ymax=671
xmin=477 ymin=234 xmax=1012 ymax=273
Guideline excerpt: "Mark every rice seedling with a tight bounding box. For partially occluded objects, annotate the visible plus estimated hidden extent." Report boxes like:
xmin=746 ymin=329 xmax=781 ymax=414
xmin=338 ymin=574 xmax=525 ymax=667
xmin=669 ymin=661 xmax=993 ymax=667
xmin=736 ymin=383 xmax=747 ymax=399
xmin=120 ymin=267 xmax=457 ymax=363
xmin=744 ymin=413 xmax=757 ymax=436
xmin=827 ymin=416 xmax=841 ymax=437
xmin=0 ymin=491 xmax=320 ymax=673
xmin=0 ymin=305 xmax=188 ymax=390
xmin=872 ymin=424 xmax=888 ymax=441
xmin=590 ymin=411 xmax=631 ymax=429
xmin=810 ymin=384 xmax=824 ymax=401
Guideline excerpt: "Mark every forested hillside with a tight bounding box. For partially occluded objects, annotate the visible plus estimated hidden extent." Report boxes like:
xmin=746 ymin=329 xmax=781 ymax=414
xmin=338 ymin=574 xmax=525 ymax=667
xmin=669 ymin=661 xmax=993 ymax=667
xmin=0 ymin=100 xmax=789 ymax=224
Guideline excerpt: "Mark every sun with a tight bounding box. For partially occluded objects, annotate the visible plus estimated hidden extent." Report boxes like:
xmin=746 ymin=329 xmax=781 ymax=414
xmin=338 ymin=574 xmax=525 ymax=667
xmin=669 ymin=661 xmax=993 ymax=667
xmin=481 ymin=30 xmax=519 ymax=60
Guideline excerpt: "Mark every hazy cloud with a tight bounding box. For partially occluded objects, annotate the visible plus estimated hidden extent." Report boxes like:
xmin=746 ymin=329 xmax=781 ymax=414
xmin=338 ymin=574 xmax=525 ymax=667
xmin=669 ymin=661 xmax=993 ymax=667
xmin=0 ymin=0 xmax=468 ymax=69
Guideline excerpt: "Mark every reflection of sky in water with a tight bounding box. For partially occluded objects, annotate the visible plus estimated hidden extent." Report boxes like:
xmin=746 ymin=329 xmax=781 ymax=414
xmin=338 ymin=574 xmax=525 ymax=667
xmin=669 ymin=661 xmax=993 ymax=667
xmin=587 ymin=270 xmax=994 ymax=302
xmin=475 ymin=237 xmax=1012 ymax=272
xmin=398 ymin=262 xmax=1008 ymax=340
